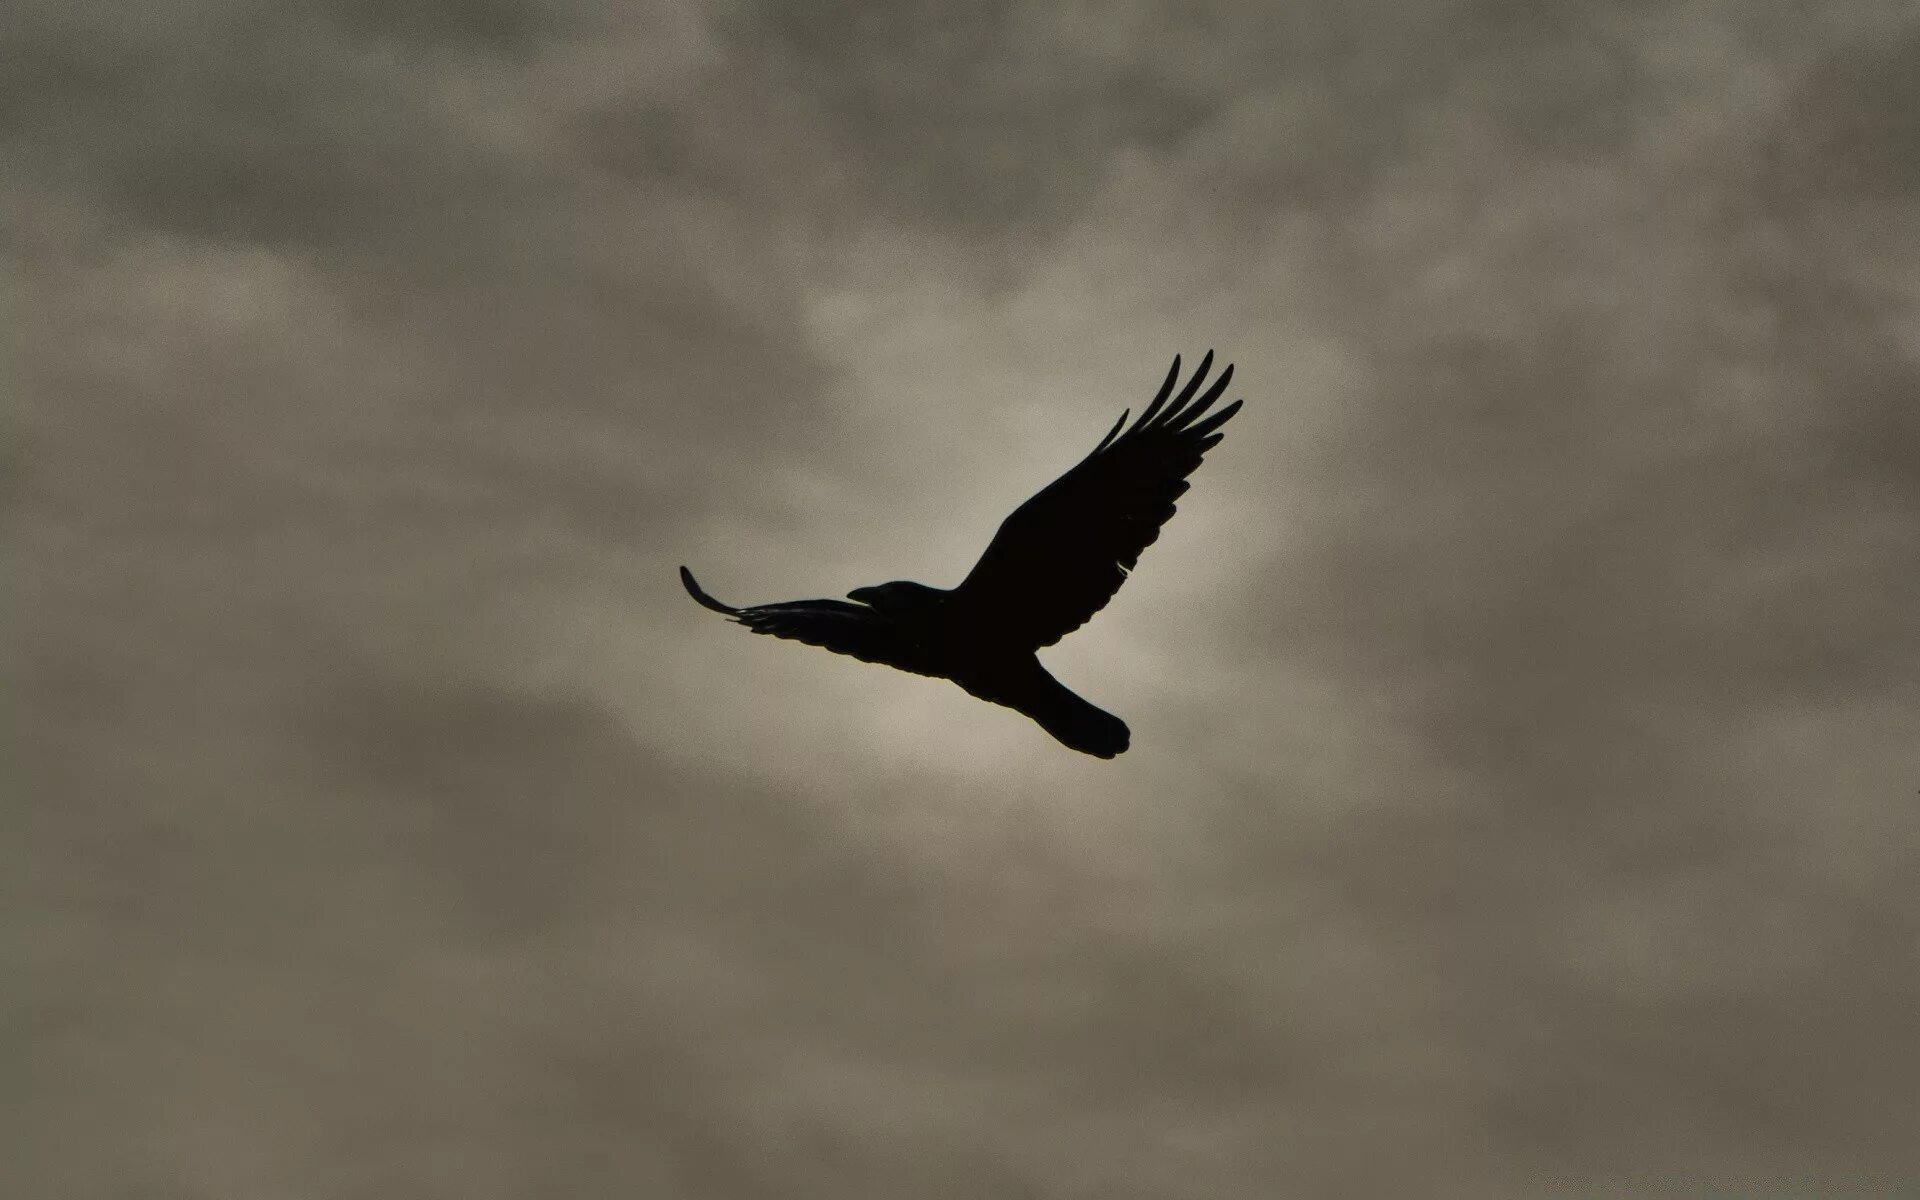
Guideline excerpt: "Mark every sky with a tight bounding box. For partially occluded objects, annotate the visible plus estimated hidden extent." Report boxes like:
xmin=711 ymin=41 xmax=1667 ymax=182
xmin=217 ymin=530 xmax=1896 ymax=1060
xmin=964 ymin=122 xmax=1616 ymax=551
xmin=12 ymin=1 xmax=1920 ymax=1195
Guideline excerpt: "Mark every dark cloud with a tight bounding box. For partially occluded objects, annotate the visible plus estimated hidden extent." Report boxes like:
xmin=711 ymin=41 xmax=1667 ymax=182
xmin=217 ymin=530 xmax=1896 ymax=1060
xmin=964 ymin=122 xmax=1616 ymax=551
xmin=322 ymin=0 xmax=568 ymax=53
xmin=721 ymin=0 xmax=1218 ymax=230
xmin=1763 ymin=26 xmax=1920 ymax=201
xmin=15 ymin=0 xmax=1920 ymax=1195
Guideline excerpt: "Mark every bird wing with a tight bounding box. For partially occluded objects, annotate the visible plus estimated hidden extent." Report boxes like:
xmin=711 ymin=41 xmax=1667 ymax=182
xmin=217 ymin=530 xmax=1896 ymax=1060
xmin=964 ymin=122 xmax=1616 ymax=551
xmin=679 ymin=567 xmax=941 ymax=678
xmin=950 ymin=352 xmax=1242 ymax=649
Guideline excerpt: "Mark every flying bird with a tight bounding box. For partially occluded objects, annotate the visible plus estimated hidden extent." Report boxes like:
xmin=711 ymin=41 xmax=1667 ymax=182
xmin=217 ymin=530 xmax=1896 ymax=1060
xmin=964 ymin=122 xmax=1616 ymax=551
xmin=680 ymin=352 xmax=1243 ymax=758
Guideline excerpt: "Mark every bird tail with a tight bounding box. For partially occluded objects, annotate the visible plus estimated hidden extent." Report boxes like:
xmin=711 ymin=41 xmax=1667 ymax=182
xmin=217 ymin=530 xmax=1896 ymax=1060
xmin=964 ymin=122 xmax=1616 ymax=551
xmin=966 ymin=661 xmax=1130 ymax=759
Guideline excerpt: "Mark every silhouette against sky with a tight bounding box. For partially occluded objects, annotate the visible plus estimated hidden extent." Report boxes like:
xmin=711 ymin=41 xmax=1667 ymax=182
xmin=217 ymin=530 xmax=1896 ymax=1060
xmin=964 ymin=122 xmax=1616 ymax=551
xmin=683 ymin=351 xmax=1242 ymax=757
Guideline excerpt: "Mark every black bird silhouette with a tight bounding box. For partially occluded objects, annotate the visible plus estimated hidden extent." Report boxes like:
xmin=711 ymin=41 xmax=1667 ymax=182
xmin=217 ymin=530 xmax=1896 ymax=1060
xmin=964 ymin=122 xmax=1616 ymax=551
xmin=681 ymin=352 xmax=1243 ymax=758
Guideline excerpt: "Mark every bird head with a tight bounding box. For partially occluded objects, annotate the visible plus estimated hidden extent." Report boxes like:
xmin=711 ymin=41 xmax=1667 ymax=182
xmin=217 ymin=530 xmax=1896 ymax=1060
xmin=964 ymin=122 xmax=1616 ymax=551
xmin=847 ymin=580 xmax=944 ymax=614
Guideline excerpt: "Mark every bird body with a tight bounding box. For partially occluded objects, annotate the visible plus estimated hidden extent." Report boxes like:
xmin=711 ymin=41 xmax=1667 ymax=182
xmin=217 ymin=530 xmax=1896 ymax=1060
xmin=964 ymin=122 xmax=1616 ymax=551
xmin=681 ymin=352 xmax=1242 ymax=758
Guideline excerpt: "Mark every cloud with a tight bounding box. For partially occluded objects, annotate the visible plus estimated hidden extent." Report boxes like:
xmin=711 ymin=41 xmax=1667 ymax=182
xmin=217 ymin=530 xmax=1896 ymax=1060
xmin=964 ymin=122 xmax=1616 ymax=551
xmin=15 ymin=0 xmax=1920 ymax=1195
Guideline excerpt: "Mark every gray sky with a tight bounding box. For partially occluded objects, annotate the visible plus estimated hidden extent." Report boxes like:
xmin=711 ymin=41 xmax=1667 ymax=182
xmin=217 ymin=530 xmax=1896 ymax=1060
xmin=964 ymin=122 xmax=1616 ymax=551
xmin=13 ymin=1 xmax=1920 ymax=1195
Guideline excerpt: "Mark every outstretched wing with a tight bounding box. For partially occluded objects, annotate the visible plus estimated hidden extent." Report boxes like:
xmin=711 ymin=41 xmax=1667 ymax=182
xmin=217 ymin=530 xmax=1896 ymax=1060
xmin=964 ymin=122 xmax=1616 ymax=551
xmin=679 ymin=567 xmax=941 ymax=679
xmin=950 ymin=352 xmax=1242 ymax=649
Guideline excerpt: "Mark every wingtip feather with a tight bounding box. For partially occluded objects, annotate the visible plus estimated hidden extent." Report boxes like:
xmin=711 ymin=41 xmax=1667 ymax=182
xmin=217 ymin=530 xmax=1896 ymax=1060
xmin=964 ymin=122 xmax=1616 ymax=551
xmin=1160 ymin=349 xmax=1216 ymax=423
xmin=680 ymin=566 xmax=740 ymax=615
xmin=1130 ymin=360 xmax=1180 ymax=434
xmin=1173 ymin=362 xmax=1234 ymax=428
xmin=1186 ymin=397 xmax=1243 ymax=442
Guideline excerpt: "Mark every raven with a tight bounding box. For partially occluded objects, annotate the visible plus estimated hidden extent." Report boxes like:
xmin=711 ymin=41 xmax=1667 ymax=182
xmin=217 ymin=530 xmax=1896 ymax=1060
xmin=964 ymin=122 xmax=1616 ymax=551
xmin=681 ymin=351 xmax=1243 ymax=758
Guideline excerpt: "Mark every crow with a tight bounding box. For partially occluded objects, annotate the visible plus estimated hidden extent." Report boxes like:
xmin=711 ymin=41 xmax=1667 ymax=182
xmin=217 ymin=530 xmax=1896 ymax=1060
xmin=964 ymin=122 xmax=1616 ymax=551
xmin=680 ymin=351 xmax=1243 ymax=758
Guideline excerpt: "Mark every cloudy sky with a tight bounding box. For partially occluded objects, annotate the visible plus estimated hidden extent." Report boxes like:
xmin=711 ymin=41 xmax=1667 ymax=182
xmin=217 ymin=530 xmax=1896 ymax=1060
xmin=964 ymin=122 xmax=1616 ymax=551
xmin=14 ymin=0 xmax=1920 ymax=1195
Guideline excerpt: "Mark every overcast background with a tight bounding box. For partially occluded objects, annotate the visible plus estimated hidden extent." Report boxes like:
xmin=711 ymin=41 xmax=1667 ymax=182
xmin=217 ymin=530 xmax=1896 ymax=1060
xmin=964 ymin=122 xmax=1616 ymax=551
xmin=12 ymin=1 xmax=1920 ymax=1195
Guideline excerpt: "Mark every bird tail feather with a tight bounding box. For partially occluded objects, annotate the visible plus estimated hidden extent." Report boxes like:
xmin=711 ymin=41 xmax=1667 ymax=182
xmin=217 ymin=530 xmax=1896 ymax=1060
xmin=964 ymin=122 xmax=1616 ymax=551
xmin=966 ymin=661 xmax=1130 ymax=759
xmin=1029 ymin=688 xmax=1130 ymax=759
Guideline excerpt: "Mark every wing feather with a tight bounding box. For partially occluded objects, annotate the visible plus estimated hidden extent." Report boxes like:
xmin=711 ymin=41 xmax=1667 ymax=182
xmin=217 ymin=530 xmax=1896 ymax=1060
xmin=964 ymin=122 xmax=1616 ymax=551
xmin=949 ymin=354 xmax=1243 ymax=648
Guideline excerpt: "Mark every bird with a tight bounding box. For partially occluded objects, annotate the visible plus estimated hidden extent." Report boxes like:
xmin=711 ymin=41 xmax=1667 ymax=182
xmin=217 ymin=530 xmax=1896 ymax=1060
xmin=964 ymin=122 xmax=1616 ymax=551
xmin=680 ymin=351 xmax=1243 ymax=758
